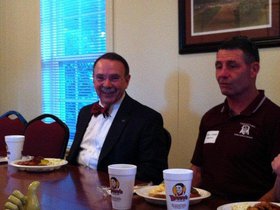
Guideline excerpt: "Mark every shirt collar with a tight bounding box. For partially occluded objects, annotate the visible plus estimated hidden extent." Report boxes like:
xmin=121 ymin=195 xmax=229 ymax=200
xmin=221 ymin=90 xmax=266 ymax=116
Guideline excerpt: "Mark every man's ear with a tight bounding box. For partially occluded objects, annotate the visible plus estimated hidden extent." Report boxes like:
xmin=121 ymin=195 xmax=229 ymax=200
xmin=250 ymin=62 xmax=260 ymax=78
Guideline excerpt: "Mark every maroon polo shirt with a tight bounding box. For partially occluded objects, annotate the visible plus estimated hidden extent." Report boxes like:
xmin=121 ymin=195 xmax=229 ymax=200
xmin=191 ymin=90 xmax=280 ymax=201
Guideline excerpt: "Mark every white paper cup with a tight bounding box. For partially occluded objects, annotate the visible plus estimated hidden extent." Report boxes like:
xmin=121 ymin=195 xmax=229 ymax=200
xmin=163 ymin=168 xmax=193 ymax=210
xmin=108 ymin=164 xmax=137 ymax=209
xmin=5 ymin=135 xmax=25 ymax=164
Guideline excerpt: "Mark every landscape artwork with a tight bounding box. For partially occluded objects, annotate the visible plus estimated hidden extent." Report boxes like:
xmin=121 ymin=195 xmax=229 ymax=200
xmin=192 ymin=0 xmax=270 ymax=36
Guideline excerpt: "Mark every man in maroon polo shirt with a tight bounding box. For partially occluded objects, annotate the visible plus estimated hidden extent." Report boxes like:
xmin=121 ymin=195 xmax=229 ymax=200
xmin=191 ymin=36 xmax=280 ymax=201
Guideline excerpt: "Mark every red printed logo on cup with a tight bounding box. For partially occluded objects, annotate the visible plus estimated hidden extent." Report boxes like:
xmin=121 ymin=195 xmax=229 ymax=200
xmin=169 ymin=183 xmax=188 ymax=201
xmin=110 ymin=177 xmax=123 ymax=195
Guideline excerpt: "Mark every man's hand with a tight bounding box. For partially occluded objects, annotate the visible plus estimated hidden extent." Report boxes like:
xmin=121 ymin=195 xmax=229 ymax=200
xmin=272 ymin=154 xmax=280 ymax=175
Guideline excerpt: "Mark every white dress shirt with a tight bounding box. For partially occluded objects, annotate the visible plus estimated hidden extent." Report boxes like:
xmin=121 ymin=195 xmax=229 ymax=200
xmin=77 ymin=96 xmax=123 ymax=169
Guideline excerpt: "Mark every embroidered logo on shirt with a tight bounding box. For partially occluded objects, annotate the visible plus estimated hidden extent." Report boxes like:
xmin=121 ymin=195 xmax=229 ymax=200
xmin=239 ymin=124 xmax=250 ymax=135
xmin=234 ymin=123 xmax=255 ymax=139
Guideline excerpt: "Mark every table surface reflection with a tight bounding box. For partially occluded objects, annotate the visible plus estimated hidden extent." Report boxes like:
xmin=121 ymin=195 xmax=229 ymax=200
xmin=0 ymin=163 xmax=230 ymax=210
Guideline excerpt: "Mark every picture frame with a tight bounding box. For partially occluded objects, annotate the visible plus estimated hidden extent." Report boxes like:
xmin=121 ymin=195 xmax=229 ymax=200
xmin=179 ymin=0 xmax=280 ymax=54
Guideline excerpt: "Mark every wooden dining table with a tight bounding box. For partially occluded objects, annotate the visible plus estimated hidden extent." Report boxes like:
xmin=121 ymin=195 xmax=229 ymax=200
xmin=0 ymin=163 xmax=231 ymax=210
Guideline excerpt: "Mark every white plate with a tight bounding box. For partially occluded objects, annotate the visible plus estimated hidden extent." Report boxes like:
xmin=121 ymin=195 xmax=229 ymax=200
xmin=217 ymin=201 xmax=280 ymax=210
xmin=10 ymin=158 xmax=68 ymax=172
xmin=0 ymin=156 xmax=7 ymax=163
xmin=135 ymin=186 xmax=211 ymax=205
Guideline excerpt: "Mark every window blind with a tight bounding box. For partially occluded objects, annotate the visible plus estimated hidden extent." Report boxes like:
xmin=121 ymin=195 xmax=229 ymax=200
xmin=40 ymin=0 xmax=106 ymax=147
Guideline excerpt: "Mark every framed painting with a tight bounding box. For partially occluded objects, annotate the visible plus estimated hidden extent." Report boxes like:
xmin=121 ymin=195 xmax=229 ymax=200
xmin=179 ymin=0 xmax=280 ymax=54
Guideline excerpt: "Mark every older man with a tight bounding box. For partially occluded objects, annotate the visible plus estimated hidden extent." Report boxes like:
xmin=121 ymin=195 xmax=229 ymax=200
xmin=67 ymin=52 xmax=169 ymax=184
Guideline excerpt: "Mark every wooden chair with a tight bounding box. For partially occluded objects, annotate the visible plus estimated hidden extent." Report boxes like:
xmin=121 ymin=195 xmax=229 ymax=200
xmin=0 ymin=110 xmax=27 ymax=156
xmin=22 ymin=114 xmax=69 ymax=159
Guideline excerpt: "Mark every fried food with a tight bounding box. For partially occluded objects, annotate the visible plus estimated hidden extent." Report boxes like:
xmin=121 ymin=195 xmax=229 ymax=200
xmin=148 ymin=183 xmax=166 ymax=198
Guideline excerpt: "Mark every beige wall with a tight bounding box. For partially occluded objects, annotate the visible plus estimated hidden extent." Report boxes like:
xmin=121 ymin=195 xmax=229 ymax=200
xmin=0 ymin=0 xmax=41 ymax=119
xmin=1 ymin=0 xmax=280 ymax=168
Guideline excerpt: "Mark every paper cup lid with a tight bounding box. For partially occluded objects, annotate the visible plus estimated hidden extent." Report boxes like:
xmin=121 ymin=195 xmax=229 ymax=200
xmin=163 ymin=168 xmax=193 ymax=180
xmin=108 ymin=164 xmax=137 ymax=176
